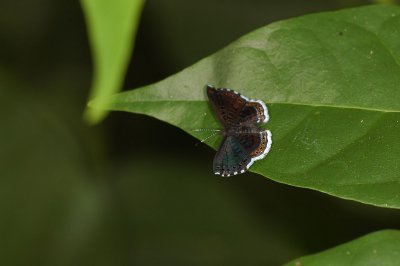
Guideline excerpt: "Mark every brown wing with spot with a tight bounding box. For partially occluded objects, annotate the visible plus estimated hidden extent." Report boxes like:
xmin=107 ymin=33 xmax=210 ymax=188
xmin=236 ymin=127 xmax=269 ymax=158
xmin=206 ymin=85 xmax=246 ymax=128
xmin=238 ymin=101 xmax=267 ymax=124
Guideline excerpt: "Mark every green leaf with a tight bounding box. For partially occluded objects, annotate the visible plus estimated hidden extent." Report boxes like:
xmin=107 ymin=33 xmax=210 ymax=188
xmin=90 ymin=5 xmax=400 ymax=208
xmin=285 ymin=230 xmax=400 ymax=266
xmin=81 ymin=0 xmax=145 ymax=124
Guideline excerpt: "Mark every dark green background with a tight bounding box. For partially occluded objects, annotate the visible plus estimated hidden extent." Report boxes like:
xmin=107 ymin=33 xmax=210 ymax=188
xmin=1 ymin=0 xmax=399 ymax=265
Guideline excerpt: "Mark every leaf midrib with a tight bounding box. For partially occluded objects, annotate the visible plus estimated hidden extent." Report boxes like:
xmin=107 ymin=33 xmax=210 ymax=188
xmin=110 ymin=98 xmax=400 ymax=113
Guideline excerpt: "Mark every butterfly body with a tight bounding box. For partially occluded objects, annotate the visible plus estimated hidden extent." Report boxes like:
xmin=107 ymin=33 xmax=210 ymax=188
xmin=206 ymin=85 xmax=272 ymax=177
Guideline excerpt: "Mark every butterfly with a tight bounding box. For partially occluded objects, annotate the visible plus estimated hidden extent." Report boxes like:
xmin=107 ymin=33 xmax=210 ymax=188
xmin=206 ymin=85 xmax=272 ymax=177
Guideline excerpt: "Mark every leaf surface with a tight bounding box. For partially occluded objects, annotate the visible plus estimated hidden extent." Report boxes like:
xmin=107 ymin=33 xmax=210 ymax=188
xmin=91 ymin=5 xmax=400 ymax=208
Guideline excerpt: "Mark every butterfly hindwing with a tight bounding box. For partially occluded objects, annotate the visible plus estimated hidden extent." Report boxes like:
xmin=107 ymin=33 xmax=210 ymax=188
xmin=236 ymin=128 xmax=272 ymax=162
xmin=235 ymin=125 xmax=263 ymax=155
xmin=213 ymin=135 xmax=251 ymax=177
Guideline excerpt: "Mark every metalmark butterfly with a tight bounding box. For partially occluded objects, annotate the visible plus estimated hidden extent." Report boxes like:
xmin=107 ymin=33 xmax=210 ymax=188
xmin=206 ymin=85 xmax=272 ymax=177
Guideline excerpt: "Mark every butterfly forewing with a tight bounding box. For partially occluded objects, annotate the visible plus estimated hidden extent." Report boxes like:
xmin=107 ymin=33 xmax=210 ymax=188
xmin=206 ymin=85 xmax=247 ymax=128
xmin=239 ymin=101 xmax=268 ymax=124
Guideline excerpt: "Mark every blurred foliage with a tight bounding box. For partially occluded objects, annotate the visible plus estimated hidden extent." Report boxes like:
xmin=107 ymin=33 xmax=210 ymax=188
xmin=82 ymin=0 xmax=145 ymax=123
xmin=1 ymin=0 xmax=400 ymax=265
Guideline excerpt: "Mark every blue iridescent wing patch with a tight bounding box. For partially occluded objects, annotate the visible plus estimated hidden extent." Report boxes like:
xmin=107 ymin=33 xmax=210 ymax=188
xmin=206 ymin=85 xmax=272 ymax=177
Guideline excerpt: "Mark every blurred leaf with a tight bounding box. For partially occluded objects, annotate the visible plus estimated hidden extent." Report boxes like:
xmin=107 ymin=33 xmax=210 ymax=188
xmin=82 ymin=0 xmax=145 ymax=124
xmin=285 ymin=230 xmax=400 ymax=266
xmin=91 ymin=5 xmax=400 ymax=208
xmin=0 ymin=72 xmax=125 ymax=266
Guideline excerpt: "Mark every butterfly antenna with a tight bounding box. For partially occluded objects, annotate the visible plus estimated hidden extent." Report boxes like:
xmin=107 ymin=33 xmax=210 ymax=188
xmin=191 ymin=129 xmax=221 ymax=132
xmin=194 ymin=131 xmax=220 ymax=146
xmin=191 ymin=129 xmax=221 ymax=146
